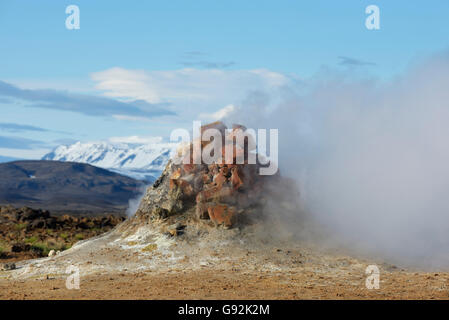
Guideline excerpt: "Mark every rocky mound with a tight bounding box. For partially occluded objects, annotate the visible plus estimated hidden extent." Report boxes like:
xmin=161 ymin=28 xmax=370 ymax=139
xmin=0 ymin=122 xmax=301 ymax=281
xmin=132 ymin=122 xmax=282 ymax=230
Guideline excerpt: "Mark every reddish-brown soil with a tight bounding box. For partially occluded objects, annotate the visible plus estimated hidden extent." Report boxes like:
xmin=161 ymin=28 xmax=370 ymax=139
xmin=0 ymin=269 xmax=448 ymax=300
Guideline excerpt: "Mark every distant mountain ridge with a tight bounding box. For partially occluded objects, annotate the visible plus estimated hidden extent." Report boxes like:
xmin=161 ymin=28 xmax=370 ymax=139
xmin=0 ymin=160 xmax=142 ymax=214
xmin=42 ymin=141 xmax=178 ymax=182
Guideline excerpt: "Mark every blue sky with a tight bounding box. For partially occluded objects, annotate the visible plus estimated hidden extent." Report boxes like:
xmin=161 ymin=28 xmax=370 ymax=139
xmin=1 ymin=0 xmax=449 ymax=158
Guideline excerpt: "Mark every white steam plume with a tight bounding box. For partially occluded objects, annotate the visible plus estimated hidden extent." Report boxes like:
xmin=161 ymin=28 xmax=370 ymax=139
xmin=226 ymin=51 xmax=449 ymax=268
xmin=126 ymin=184 xmax=149 ymax=217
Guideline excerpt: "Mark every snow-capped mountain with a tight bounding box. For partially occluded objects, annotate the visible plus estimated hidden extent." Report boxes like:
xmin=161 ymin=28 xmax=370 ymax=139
xmin=42 ymin=141 xmax=178 ymax=182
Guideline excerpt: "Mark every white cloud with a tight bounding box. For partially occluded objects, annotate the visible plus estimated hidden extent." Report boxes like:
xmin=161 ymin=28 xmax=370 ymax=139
xmin=91 ymin=68 xmax=160 ymax=103
xmin=0 ymin=147 xmax=50 ymax=159
xmin=199 ymin=104 xmax=236 ymax=121
xmin=90 ymin=67 xmax=293 ymax=121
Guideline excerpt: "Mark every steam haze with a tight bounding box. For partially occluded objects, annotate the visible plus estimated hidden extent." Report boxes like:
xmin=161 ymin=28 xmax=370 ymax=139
xmin=226 ymin=52 xmax=449 ymax=268
xmin=126 ymin=184 xmax=149 ymax=217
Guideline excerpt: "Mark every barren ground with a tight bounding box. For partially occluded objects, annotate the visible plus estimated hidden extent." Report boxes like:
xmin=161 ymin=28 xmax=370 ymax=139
xmin=1 ymin=220 xmax=448 ymax=300
xmin=1 ymin=269 xmax=449 ymax=300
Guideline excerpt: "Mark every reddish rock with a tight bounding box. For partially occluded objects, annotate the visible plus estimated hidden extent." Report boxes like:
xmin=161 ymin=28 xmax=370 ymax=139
xmin=183 ymin=163 xmax=196 ymax=174
xmin=171 ymin=167 xmax=182 ymax=180
xmin=207 ymin=204 xmax=236 ymax=227
xmin=221 ymin=144 xmax=247 ymax=164
xmin=169 ymin=167 xmax=182 ymax=189
xmin=213 ymin=170 xmax=227 ymax=189
xmin=174 ymin=179 xmax=194 ymax=196
xmin=197 ymin=186 xmax=219 ymax=203
xmin=143 ymin=122 xmax=273 ymax=228
xmin=231 ymin=167 xmax=244 ymax=190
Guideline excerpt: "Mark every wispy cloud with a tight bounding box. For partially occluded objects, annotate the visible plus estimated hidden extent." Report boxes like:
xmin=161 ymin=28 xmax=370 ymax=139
xmin=5 ymin=65 xmax=293 ymax=124
xmin=0 ymin=122 xmax=49 ymax=133
xmin=199 ymin=104 xmax=236 ymax=121
xmin=91 ymin=67 xmax=292 ymax=120
xmin=0 ymin=122 xmax=72 ymax=136
xmin=0 ymin=135 xmax=46 ymax=149
xmin=338 ymin=56 xmax=376 ymax=66
xmin=0 ymin=80 xmax=175 ymax=119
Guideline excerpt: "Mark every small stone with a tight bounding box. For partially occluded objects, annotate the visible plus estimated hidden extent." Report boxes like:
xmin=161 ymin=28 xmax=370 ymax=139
xmin=166 ymin=223 xmax=185 ymax=236
xmin=1 ymin=263 xmax=16 ymax=271
xmin=151 ymin=207 xmax=169 ymax=219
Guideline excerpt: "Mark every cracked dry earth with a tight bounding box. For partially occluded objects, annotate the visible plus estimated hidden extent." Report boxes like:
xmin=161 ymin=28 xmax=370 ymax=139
xmin=0 ymin=220 xmax=448 ymax=300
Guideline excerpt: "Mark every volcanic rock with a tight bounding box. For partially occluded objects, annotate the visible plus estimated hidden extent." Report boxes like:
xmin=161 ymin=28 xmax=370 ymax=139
xmin=0 ymin=263 xmax=16 ymax=271
xmin=11 ymin=243 xmax=31 ymax=253
xmin=134 ymin=122 xmax=278 ymax=228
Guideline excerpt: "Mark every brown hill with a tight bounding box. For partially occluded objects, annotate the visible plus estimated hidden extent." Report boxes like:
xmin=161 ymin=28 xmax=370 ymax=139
xmin=0 ymin=160 xmax=143 ymax=214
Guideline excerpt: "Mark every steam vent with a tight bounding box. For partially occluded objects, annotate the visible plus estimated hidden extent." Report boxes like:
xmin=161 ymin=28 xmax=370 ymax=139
xmin=133 ymin=121 xmax=279 ymax=229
